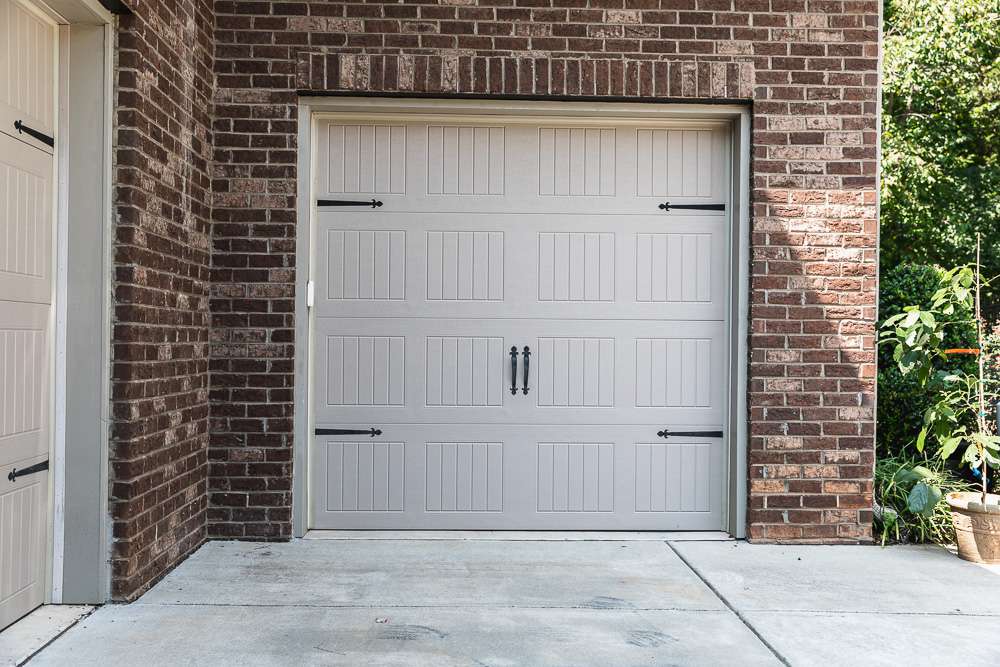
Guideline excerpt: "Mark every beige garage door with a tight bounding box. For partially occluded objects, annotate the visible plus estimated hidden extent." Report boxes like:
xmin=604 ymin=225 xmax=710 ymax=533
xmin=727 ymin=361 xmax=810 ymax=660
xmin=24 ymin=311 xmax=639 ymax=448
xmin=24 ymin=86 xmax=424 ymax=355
xmin=309 ymin=110 xmax=732 ymax=531
xmin=0 ymin=0 xmax=56 ymax=630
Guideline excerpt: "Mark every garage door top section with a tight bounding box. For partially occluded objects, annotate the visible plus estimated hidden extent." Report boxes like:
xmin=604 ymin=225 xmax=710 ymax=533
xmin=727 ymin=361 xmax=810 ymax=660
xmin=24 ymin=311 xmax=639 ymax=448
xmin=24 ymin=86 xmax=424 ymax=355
xmin=316 ymin=118 xmax=729 ymax=214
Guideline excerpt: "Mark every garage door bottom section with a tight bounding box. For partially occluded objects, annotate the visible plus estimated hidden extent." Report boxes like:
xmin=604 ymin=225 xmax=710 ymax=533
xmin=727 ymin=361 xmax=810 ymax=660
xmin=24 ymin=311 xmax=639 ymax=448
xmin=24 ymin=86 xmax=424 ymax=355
xmin=311 ymin=424 xmax=723 ymax=530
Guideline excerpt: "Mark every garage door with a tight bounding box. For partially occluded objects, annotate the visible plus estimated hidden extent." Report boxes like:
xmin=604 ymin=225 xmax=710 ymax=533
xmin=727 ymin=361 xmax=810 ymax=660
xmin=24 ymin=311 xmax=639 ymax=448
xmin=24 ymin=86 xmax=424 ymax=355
xmin=309 ymin=112 xmax=731 ymax=530
xmin=0 ymin=0 xmax=56 ymax=628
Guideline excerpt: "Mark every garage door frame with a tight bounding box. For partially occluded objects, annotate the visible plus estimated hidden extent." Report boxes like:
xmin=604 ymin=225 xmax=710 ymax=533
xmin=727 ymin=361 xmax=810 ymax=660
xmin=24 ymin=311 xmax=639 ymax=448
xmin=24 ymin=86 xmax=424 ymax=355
xmin=293 ymin=97 xmax=751 ymax=538
xmin=41 ymin=0 xmax=116 ymax=606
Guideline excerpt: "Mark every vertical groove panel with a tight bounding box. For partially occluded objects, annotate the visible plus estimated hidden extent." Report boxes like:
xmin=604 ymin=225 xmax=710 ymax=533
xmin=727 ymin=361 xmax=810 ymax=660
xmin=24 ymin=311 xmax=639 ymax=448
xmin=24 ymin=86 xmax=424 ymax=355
xmin=636 ymin=129 xmax=715 ymax=198
xmin=326 ymin=336 xmax=404 ymax=406
xmin=634 ymin=338 xmax=712 ymax=407
xmin=425 ymin=337 xmax=502 ymax=406
xmin=536 ymin=338 xmax=613 ymax=407
xmin=327 ymin=230 xmax=405 ymax=300
xmin=537 ymin=233 xmax=613 ymax=302
xmin=426 ymin=231 xmax=503 ymax=301
xmin=635 ymin=233 xmax=712 ymax=303
xmin=427 ymin=126 xmax=504 ymax=194
xmin=539 ymin=128 xmax=615 ymax=196
xmin=326 ymin=124 xmax=405 ymax=194
xmin=324 ymin=442 xmax=404 ymax=511
xmin=0 ymin=2 xmax=54 ymax=130
xmin=0 ymin=158 xmax=48 ymax=278
xmin=0 ymin=329 xmax=44 ymax=437
xmin=425 ymin=443 xmax=503 ymax=511
xmin=634 ymin=443 xmax=711 ymax=512
xmin=536 ymin=443 xmax=613 ymax=512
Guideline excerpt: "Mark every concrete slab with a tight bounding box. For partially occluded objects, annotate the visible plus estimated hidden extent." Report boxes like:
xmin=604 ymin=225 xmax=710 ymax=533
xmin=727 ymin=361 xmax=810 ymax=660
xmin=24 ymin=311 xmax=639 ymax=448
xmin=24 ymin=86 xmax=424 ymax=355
xmin=139 ymin=540 xmax=724 ymax=611
xmin=0 ymin=605 xmax=92 ymax=666
xmin=743 ymin=611 xmax=1000 ymax=667
xmin=672 ymin=541 xmax=1000 ymax=614
xmin=34 ymin=538 xmax=1000 ymax=665
xmin=30 ymin=603 xmax=780 ymax=667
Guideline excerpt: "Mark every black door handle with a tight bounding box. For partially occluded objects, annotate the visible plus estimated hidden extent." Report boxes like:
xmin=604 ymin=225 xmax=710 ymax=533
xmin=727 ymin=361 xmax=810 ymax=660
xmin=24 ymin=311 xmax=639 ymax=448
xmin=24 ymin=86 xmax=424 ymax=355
xmin=510 ymin=346 xmax=518 ymax=395
xmin=521 ymin=346 xmax=530 ymax=395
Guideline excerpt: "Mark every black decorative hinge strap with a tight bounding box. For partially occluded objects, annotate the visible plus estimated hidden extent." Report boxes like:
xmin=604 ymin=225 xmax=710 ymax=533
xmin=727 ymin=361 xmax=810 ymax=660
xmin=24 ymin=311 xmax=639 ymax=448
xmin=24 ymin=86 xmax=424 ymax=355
xmin=8 ymin=460 xmax=49 ymax=483
xmin=315 ymin=427 xmax=382 ymax=437
xmin=656 ymin=429 xmax=724 ymax=439
xmin=658 ymin=202 xmax=725 ymax=212
xmin=317 ymin=199 xmax=383 ymax=208
xmin=14 ymin=120 xmax=54 ymax=147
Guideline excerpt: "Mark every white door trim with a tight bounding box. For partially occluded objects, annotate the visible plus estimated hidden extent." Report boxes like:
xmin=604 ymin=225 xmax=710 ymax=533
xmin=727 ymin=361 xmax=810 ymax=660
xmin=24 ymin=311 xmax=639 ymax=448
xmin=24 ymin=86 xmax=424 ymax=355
xmin=44 ymin=0 xmax=115 ymax=603
xmin=293 ymin=96 xmax=751 ymax=537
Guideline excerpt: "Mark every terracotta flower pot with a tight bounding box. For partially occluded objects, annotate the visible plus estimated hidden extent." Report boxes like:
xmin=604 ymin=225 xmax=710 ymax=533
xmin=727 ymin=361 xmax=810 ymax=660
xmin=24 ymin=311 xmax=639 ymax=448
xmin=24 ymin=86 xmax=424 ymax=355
xmin=947 ymin=491 xmax=1000 ymax=564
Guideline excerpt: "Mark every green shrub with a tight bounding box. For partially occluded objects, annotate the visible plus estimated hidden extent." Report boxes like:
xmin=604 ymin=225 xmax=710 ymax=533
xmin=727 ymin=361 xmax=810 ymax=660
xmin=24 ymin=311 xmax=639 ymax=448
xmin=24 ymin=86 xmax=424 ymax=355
xmin=874 ymin=453 xmax=972 ymax=545
xmin=877 ymin=263 xmax=976 ymax=456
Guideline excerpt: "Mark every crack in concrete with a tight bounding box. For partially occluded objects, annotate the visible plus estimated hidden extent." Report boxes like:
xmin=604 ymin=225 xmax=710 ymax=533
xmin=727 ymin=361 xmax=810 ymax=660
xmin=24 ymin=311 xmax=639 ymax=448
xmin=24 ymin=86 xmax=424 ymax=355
xmin=665 ymin=541 xmax=792 ymax=667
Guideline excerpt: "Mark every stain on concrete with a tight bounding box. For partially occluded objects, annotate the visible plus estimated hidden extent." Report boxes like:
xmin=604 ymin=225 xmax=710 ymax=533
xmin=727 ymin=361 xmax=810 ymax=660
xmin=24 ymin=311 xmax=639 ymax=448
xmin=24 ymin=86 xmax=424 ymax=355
xmin=582 ymin=596 xmax=634 ymax=609
xmin=377 ymin=624 xmax=447 ymax=641
xmin=626 ymin=630 xmax=676 ymax=648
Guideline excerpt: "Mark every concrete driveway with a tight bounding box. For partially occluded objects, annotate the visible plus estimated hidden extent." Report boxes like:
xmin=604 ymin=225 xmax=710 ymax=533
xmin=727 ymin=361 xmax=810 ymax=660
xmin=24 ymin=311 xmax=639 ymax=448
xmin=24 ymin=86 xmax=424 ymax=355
xmin=26 ymin=535 xmax=1000 ymax=666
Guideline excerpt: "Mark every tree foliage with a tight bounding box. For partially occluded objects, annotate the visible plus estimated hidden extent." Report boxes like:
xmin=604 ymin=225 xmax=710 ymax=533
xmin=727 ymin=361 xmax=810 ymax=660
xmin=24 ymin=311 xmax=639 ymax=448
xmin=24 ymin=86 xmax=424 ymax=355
xmin=877 ymin=264 xmax=976 ymax=455
xmin=881 ymin=0 xmax=1000 ymax=305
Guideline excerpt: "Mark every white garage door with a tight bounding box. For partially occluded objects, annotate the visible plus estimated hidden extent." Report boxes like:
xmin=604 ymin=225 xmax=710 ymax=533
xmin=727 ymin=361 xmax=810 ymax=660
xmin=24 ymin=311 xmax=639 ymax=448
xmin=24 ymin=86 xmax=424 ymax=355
xmin=309 ymin=111 xmax=732 ymax=530
xmin=0 ymin=0 xmax=56 ymax=628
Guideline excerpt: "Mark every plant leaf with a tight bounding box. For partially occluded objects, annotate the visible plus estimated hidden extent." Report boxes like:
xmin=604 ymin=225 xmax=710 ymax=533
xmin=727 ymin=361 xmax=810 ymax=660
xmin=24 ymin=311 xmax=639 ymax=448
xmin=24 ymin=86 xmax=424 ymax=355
xmin=907 ymin=481 xmax=942 ymax=517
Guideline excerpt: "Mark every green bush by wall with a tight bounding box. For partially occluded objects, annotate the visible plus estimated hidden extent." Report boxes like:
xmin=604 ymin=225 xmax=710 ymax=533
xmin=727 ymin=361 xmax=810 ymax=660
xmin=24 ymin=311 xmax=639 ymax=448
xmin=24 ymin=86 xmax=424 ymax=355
xmin=877 ymin=263 xmax=977 ymax=456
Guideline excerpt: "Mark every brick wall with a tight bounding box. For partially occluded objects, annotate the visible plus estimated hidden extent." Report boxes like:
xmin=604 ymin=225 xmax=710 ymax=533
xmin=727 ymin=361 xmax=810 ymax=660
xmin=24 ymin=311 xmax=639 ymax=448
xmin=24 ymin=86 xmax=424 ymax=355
xmin=111 ymin=0 xmax=215 ymax=599
xmin=108 ymin=0 xmax=878 ymax=577
xmin=208 ymin=0 xmax=879 ymax=543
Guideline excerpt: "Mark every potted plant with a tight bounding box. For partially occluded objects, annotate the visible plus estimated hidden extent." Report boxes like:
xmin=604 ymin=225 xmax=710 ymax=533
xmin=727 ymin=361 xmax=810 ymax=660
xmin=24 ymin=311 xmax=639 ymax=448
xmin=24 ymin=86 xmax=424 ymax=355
xmin=880 ymin=236 xmax=1000 ymax=562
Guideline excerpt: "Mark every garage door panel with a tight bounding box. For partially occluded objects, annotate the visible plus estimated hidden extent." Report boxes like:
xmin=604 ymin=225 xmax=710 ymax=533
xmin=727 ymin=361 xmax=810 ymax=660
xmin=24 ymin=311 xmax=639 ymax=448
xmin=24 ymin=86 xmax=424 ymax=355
xmin=309 ymin=424 xmax=722 ymax=530
xmin=311 ymin=113 xmax=731 ymax=532
xmin=315 ymin=121 xmax=729 ymax=215
xmin=0 ymin=0 xmax=56 ymax=153
xmin=315 ymin=213 xmax=726 ymax=320
xmin=0 ymin=465 xmax=46 ymax=629
xmin=0 ymin=3 xmax=55 ymax=624
xmin=0 ymin=288 xmax=49 ymax=473
xmin=0 ymin=134 xmax=52 ymax=304
xmin=313 ymin=317 xmax=725 ymax=426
